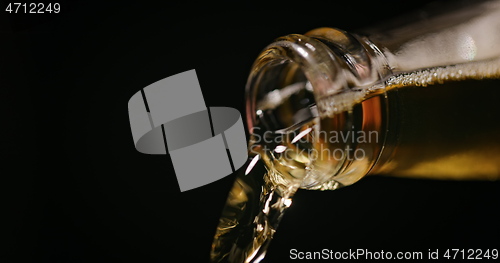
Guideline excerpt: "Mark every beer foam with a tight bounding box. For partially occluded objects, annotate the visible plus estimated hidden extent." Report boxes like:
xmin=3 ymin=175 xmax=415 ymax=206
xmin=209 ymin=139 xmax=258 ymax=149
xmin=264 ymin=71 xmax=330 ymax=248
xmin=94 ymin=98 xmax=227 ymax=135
xmin=386 ymin=58 xmax=500 ymax=88
xmin=318 ymin=58 xmax=500 ymax=118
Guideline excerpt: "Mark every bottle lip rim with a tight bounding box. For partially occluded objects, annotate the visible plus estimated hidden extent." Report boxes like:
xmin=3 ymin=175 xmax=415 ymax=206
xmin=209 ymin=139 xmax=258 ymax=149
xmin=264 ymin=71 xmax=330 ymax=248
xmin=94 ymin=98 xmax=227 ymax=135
xmin=244 ymin=32 xmax=347 ymax=131
xmin=245 ymin=28 xmax=388 ymax=129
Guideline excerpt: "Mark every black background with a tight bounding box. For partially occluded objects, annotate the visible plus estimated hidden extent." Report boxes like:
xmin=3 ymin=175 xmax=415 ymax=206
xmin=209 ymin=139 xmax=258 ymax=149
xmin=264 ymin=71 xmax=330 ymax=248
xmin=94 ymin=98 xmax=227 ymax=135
xmin=2 ymin=0 xmax=499 ymax=262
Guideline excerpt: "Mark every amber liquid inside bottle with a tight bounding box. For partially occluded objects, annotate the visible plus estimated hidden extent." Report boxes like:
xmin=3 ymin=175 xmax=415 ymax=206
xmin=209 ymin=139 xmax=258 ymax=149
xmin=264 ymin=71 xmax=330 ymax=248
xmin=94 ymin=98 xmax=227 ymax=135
xmin=373 ymin=76 xmax=500 ymax=179
xmin=313 ymin=60 xmax=500 ymax=188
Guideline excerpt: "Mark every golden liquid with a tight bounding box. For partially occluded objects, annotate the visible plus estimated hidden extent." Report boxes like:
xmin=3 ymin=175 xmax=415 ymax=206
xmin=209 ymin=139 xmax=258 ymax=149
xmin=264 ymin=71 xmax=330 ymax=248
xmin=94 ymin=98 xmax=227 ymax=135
xmin=210 ymin=120 xmax=316 ymax=263
xmin=313 ymin=59 xmax=500 ymax=189
xmin=374 ymin=77 xmax=500 ymax=179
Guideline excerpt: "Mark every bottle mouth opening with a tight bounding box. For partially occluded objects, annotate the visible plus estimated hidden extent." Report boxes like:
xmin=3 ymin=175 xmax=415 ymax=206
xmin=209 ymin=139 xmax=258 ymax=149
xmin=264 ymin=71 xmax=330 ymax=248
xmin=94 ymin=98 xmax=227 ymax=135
xmin=245 ymin=28 xmax=388 ymax=132
xmin=244 ymin=29 xmax=388 ymax=188
xmin=245 ymin=33 xmax=346 ymax=134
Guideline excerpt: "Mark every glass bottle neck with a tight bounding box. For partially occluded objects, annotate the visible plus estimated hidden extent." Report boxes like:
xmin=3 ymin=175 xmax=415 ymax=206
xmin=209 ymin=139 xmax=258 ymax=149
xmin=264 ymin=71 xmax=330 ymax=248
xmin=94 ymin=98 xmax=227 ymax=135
xmin=365 ymin=0 xmax=500 ymax=72
xmin=245 ymin=29 xmax=390 ymax=189
xmin=245 ymin=0 xmax=500 ymax=189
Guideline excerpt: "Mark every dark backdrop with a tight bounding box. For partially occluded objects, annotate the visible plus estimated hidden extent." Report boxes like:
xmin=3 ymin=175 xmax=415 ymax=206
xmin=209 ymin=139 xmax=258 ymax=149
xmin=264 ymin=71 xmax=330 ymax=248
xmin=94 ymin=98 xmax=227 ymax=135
xmin=2 ymin=0 xmax=499 ymax=262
